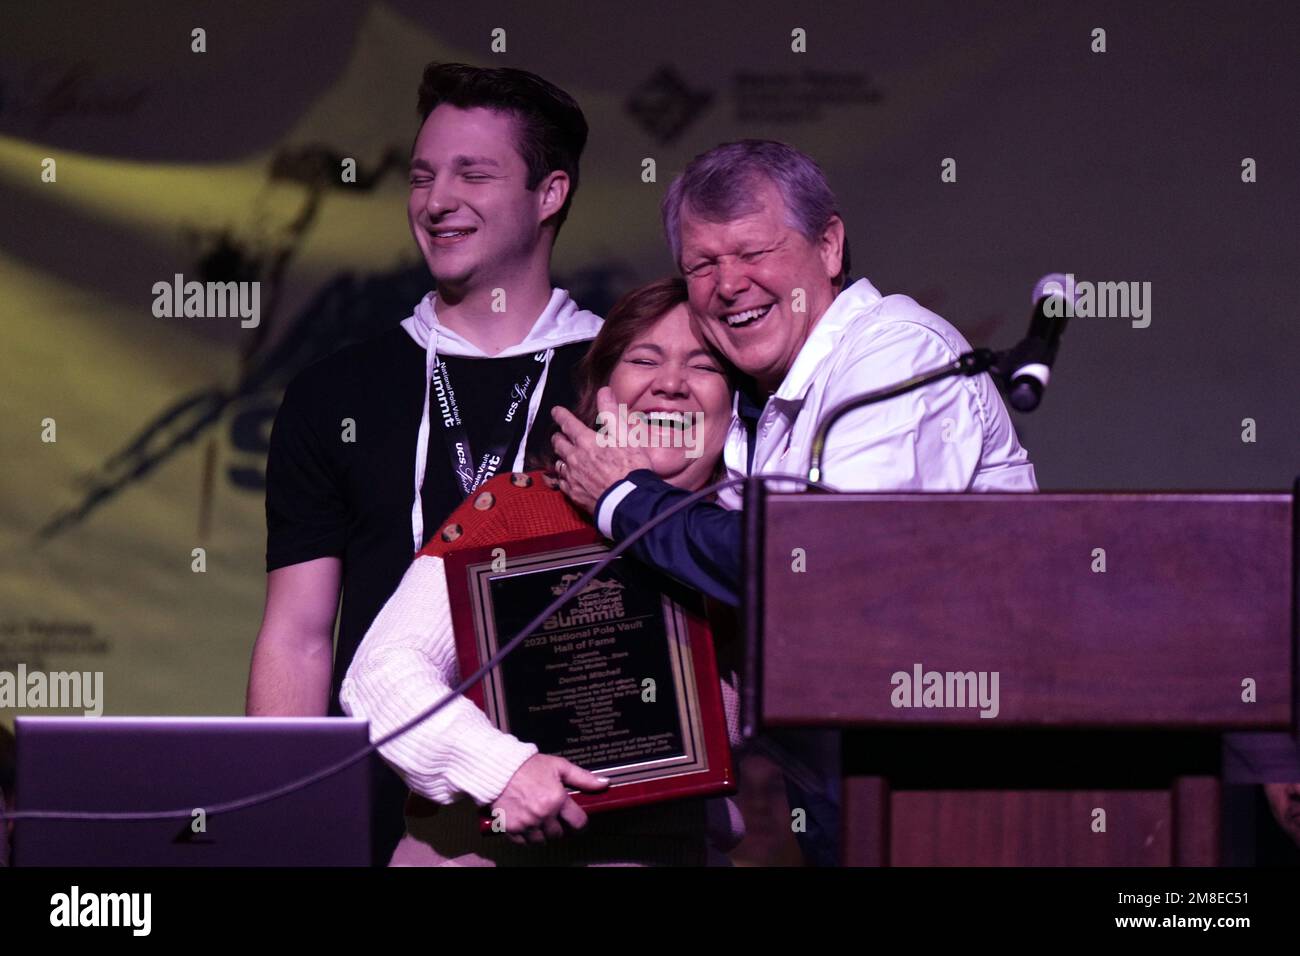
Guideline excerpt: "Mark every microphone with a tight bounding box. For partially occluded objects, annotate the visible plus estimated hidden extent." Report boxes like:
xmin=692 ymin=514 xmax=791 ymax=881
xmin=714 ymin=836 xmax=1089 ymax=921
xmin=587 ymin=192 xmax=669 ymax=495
xmin=1000 ymin=273 xmax=1073 ymax=412
xmin=807 ymin=274 xmax=1071 ymax=482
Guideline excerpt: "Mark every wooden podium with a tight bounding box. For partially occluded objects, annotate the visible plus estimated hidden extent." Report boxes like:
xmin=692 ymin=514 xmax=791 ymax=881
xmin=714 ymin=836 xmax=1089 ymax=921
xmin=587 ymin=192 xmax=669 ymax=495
xmin=742 ymin=485 xmax=1296 ymax=866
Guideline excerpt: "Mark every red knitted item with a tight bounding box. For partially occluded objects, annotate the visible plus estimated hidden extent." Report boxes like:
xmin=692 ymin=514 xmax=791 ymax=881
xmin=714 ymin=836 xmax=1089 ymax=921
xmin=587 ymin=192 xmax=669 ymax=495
xmin=417 ymin=470 xmax=590 ymax=559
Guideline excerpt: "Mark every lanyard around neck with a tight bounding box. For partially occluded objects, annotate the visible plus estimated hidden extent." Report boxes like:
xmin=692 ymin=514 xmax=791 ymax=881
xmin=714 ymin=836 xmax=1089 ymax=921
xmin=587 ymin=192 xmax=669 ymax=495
xmin=428 ymin=350 xmax=552 ymax=499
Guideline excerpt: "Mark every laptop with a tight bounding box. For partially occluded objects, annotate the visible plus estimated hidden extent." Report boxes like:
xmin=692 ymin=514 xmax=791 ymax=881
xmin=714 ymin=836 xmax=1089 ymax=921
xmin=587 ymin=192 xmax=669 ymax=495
xmin=11 ymin=717 xmax=371 ymax=866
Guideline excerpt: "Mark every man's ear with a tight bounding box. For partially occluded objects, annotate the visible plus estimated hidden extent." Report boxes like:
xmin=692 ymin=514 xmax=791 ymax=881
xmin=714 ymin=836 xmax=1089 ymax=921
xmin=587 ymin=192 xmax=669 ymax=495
xmin=537 ymin=170 xmax=570 ymax=228
xmin=818 ymin=215 xmax=846 ymax=282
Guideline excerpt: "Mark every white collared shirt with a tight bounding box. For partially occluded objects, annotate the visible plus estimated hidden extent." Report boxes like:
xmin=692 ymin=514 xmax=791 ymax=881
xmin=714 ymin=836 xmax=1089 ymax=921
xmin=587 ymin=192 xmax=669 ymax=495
xmin=714 ymin=276 xmax=1037 ymax=509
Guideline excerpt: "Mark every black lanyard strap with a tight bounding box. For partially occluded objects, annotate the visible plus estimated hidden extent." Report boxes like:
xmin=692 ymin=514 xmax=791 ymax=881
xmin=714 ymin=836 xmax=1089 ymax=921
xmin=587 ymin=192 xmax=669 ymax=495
xmin=429 ymin=351 xmax=550 ymax=498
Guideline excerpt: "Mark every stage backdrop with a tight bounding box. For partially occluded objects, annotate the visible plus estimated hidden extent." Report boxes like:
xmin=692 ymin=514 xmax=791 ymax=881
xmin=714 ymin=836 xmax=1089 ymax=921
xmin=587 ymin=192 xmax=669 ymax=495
xmin=1 ymin=0 xmax=1297 ymax=726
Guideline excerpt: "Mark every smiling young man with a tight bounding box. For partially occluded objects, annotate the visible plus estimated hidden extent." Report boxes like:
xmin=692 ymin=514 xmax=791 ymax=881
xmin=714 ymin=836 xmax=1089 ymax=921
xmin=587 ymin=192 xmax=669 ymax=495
xmin=551 ymin=138 xmax=1037 ymax=863
xmin=246 ymin=63 xmax=600 ymax=866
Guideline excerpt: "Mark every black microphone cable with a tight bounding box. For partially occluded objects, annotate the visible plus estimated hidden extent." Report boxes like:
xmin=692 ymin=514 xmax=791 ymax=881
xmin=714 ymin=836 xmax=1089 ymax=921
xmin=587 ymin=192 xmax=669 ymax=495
xmin=2 ymin=471 xmax=830 ymax=826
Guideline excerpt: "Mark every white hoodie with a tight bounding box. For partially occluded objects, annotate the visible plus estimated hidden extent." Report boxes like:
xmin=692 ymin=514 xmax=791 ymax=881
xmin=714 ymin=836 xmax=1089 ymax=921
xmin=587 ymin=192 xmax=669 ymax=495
xmin=399 ymin=287 xmax=603 ymax=553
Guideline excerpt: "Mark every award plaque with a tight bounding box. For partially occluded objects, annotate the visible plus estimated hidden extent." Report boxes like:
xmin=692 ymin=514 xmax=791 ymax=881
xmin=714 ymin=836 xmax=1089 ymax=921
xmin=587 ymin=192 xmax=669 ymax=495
xmin=444 ymin=526 xmax=735 ymax=813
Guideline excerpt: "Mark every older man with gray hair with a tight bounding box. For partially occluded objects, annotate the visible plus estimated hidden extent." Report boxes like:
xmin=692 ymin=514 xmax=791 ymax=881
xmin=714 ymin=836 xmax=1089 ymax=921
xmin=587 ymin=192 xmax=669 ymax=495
xmin=551 ymin=139 xmax=1037 ymax=863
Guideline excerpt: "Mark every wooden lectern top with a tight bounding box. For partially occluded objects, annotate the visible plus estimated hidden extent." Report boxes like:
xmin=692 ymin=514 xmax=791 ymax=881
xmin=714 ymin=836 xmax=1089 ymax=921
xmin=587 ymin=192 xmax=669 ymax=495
xmin=749 ymin=491 xmax=1294 ymax=730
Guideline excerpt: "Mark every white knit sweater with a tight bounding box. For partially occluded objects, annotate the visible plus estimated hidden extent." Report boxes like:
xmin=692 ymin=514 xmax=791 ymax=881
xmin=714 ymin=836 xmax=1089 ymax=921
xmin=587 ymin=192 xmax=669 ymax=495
xmin=338 ymin=546 xmax=743 ymax=801
xmin=340 ymin=549 xmax=746 ymax=858
xmin=340 ymin=554 xmax=540 ymax=805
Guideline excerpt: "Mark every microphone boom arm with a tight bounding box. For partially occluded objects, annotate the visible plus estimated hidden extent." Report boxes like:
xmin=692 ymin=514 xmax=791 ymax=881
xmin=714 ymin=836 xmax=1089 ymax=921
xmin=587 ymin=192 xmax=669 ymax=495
xmin=807 ymin=347 xmax=998 ymax=484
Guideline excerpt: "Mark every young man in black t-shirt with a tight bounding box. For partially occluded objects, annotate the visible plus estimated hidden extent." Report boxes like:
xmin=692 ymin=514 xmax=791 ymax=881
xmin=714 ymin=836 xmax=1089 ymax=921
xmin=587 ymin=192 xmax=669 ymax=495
xmin=246 ymin=63 xmax=601 ymax=865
